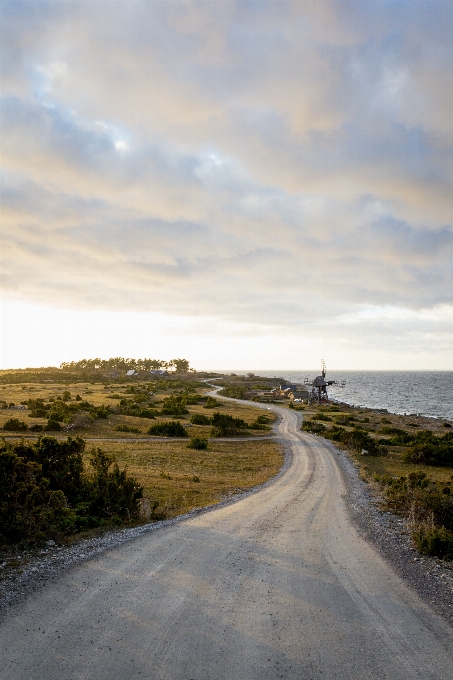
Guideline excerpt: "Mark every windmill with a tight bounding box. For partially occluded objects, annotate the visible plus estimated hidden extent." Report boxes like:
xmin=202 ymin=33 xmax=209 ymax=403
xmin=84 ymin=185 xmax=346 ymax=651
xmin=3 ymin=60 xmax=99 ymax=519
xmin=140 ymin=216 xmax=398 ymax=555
xmin=305 ymin=360 xmax=345 ymax=405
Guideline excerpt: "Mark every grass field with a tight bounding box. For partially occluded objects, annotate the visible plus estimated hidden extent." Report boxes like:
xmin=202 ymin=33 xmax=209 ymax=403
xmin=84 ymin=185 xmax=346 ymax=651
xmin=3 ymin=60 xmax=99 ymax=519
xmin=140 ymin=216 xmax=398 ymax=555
xmin=95 ymin=438 xmax=283 ymax=519
xmin=0 ymin=380 xmax=276 ymax=439
xmin=0 ymin=377 xmax=283 ymax=525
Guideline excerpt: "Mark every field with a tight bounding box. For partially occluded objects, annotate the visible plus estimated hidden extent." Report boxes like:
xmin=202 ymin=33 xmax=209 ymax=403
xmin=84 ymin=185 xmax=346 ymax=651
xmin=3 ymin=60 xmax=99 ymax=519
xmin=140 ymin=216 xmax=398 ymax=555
xmin=0 ymin=379 xmax=276 ymax=439
xmin=97 ymin=438 xmax=283 ymax=519
xmin=0 ymin=375 xmax=283 ymax=526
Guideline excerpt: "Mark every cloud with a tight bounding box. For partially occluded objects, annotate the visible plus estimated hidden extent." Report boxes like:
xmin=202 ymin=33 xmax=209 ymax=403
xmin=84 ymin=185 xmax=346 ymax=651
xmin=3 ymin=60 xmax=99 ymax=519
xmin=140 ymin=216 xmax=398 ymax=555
xmin=0 ymin=0 xmax=452 ymax=366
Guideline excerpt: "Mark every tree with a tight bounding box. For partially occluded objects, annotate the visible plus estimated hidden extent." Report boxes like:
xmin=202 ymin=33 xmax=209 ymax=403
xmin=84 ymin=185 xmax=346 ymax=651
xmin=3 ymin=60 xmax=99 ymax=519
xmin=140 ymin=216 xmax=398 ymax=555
xmin=171 ymin=358 xmax=190 ymax=373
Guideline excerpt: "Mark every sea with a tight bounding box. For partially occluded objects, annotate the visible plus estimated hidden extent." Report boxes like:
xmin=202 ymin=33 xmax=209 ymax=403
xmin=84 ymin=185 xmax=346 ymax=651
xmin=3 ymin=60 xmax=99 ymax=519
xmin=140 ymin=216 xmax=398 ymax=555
xmin=225 ymin=371 xmax=453 ymax=421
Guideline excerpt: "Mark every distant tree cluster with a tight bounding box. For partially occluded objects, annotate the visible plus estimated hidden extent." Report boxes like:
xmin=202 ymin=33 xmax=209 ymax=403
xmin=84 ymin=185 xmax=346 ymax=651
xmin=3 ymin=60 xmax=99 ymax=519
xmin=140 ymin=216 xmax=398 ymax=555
xmin=60 ymin=357 xmax=191 ymax=373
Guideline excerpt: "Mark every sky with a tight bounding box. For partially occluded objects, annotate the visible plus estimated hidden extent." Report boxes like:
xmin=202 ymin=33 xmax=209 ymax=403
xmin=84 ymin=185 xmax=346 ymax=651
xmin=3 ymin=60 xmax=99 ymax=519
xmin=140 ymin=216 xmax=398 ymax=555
xmin=1 ymin=0 xmax=452 ymax=371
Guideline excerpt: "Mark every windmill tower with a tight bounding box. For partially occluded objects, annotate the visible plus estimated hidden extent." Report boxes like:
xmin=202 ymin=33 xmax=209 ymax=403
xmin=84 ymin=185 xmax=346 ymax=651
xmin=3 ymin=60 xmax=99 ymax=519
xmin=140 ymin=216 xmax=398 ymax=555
xmin=307 ymin=360 xmax=345 ymax=405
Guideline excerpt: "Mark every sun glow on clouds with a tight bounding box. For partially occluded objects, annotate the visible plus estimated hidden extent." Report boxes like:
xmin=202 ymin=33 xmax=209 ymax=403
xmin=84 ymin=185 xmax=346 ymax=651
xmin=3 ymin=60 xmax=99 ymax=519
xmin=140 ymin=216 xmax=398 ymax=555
xmin=0 ymin=0 xmax=452 ymax=369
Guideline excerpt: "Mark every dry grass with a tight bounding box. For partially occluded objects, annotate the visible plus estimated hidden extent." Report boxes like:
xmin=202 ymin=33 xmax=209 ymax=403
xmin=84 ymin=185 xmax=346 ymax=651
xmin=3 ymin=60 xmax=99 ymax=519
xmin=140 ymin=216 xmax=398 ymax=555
xmin=93 ymin=438 xmax=283 ymax=518
xmin=0 ymin=381 xmax=276 ymax=439
xmin=354 ymin=450 xmax=453 ymax=483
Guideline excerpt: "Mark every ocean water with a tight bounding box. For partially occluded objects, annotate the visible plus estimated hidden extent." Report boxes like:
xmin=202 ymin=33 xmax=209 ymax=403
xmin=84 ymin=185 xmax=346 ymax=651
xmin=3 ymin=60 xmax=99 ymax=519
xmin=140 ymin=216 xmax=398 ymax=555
xmin=228 ymin=371 xmax=453 ymax=421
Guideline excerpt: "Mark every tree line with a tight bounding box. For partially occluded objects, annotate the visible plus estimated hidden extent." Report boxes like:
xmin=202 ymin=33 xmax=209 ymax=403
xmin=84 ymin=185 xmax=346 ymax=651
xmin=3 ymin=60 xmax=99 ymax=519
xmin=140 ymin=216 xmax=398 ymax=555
xmin=59 ymin=357 xmax=191 ymax=373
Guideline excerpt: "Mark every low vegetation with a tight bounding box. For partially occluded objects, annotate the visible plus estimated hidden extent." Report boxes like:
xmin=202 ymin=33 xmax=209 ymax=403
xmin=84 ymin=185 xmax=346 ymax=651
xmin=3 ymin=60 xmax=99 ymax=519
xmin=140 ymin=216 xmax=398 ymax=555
xmin=147 ymin=421 xmax=188 ymax=437
xmin=0 ymin=367 xmax=282 ymax=554
xmin=0 ymin=437 xmax=142 ymax=546
xmin=376 ymin=472 xmax=453 ymax=560
xmin=300 ymin=402 xmax=453 ymax=561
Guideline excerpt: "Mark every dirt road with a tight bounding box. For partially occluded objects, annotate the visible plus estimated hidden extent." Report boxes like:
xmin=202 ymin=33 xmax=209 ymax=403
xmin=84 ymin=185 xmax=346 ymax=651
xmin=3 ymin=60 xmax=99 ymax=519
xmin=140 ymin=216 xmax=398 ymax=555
xmin=1 ymin=405 xmax=452 ymax=679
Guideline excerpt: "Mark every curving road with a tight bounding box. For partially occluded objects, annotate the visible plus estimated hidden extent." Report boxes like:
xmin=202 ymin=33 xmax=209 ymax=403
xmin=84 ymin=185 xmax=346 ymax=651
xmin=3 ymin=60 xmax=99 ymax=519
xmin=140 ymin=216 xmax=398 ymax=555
xmin=1 ymin=404 xmax=452 ymax=679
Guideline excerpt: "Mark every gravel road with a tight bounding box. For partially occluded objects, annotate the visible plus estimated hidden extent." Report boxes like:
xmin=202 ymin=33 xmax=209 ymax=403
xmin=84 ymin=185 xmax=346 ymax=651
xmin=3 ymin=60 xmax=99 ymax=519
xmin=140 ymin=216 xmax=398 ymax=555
xmin=1 ymin=405 xmax=452 ymax=679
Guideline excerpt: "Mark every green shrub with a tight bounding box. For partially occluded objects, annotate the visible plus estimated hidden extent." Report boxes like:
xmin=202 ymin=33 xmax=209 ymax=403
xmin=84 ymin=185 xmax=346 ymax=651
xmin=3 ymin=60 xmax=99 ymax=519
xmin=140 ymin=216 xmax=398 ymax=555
xmin=184 ymin=395 xmax=202 ymax=405
xmin=380 ymin=471 xmax=453 ymax=534
xmin=250 ymin=416 xmax=271 ymax=430
xmin=203 ymin=397 xmax=220 ymax=409
xmin=29 ymin=423 xmax=44 ymax=432
xmin=115 ymin=425 xmax=141 ymax=433
xmin=134 ymin=408 xmax=157 ymax=419
xmin=160 ymin=395 xmax=188 ymax=416
xmin=3 ymin=418 xmax=28 ymax=432
xmin=312 ymin=413 xmax=332 ymax=421
xmin=403 ymin=432 xmax=453 ymax=467
xmin=334 ymin=415 xmax=355 ymax=426
xmin=190 ymin=413 xmax=211 ymax=425
xmin=147 ymin=421 xmax=187 ymax=437
xmin=45 ymin=419 xmax=62 ymax=431
xmin=187 ymin=437 xmax=208 ymax=450
xmin=302 ymin=421 xmax=382 ymax=455
xmin=210 ymin=412 xmax=248 ymax=437
xmin=0 ymin=437 xmax=143 ymax=545
xmin=412 ymin=526 xmax=453 ymax=560
xmin=302 ymin=420 xmax=326 ymax=434
xmin=82 ymin=448 xmax=143 ymax=524
xmin=218 ymin=385 xmax=246 ymax=399
xmin=91 ymin=405 xmax=111 ymax=419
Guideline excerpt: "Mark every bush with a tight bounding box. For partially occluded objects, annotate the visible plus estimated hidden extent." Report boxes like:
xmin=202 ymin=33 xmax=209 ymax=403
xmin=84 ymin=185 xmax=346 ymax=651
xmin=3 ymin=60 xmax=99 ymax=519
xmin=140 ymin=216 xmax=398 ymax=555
xmin=3 ymin=418 xmax=28 ymax=432
xmin=160 ymin=395 xmax=188 ymax=416
xmin=82 ymin=448 xmax=143 ymax=525
xmin=71 ymin=414 xmax=93 ymax=429
xmin=403 ymin=432 xmax=453 ymax=467
xmin=203 ymin=397 xmax=220 ymax=409
xmin=210 ymin=412 xmax=248 ymax=437
xmin=412 ymin=526 xmax=453 ymax=560
xmin=250 ymin=415 xmax=271 ymax=430
xmin=301 ymin=421 xmax=382 ymax=455
xmin=45 ymin=419 xmax=62 ymax=431
xmin=380 ymin=426 xmax=414 ymax=445
xmin=133 ymin=408 xmax=157 ymax=419
xmin=0 ymin=437 xmax=143 ymax=545
xmin=187 ymin=437 xmax=208 ymax=450
xmin=115 ymin=425 xmax=141 ymax=433
xmin=28 ymin=423 xmax=44 ymax=432
xmin=302 ymin=420 xmax=326 ymax=434
xmin=219 ymin=386 xmax=246 ymax=399
xmin=147 ymin=421 xmax=187 ymax=437
xmin=378 ymin=471 xmax=453 ymax=558
xmin=190 ymin=413 xmax=211 ymax=425
xmin=91 ymin=405 xmax=111 ymax=419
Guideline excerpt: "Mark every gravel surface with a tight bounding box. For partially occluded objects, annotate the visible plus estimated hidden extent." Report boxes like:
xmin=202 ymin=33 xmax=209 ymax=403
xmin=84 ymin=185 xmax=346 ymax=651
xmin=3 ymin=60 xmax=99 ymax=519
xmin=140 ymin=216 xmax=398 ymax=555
xmin=0 ymin=428 xmax=291 ymax=620
xmin=2 ymin=406 xmax=452 ymax=680
xmin=1 ymin=403 xmax=452 ymax=632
